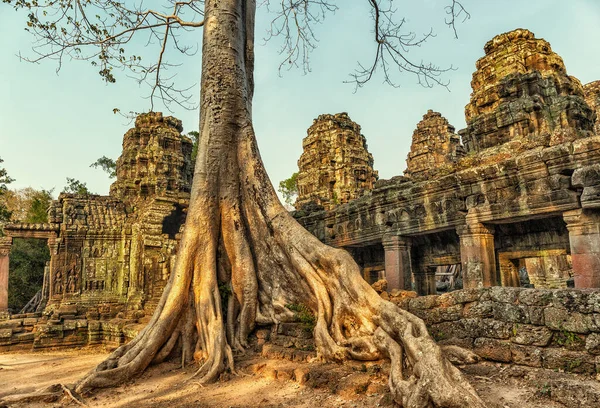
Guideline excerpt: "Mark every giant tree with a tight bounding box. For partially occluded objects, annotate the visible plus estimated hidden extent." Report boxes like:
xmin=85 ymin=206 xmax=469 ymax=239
xmin=5 ymin=0 xmax=484 ymax=406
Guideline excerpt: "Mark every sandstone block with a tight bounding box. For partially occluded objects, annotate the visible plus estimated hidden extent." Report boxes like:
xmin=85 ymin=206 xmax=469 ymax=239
xmin=511 ymin=324 xmax=552 ymax=346
xmin=493 ymin=302 xmax=529 ymax=323
xmin=474 ymin=338 xmax=512 ymax=362
xmin=542 ymin=348 xmax=596 ymax=374
xmin=518 ymin=289 xmax=553 ymax=306
xmin=510 ymin=344 xmax=542 ymax=367
xmin=544 ymin=307 xmax=595 ymax=333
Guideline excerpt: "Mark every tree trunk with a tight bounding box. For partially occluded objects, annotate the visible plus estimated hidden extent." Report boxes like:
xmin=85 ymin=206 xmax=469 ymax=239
xmin=75 ymin=1 xmax=486 ymax=406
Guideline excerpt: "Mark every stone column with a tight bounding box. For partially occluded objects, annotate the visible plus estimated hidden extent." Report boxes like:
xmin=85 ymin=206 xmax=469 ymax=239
xmin=414 ymin=266 xmax=437 ymax=296
xmin=382 ymin=235 xmax=412 ymax=291
xmin=44 ymin=238 xmax=59 ymax=307
xmin=456 ymin=223 xmax=497 ymax=288
xmin=563 ymin=209 xmax=600 ymax=288
xmin=0 ymin=237 xmax=13 ymax=312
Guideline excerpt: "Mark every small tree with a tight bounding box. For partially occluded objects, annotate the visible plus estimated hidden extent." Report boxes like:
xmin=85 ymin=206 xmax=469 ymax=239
xmin=90 ymin=156 xmax=117 ymax=179
xmin=278 ymin=172 xmax=298 ymax=207
xmin=62 ymin=178 xmax=92 ymax=196
xmin=188 ymin=131 xmax=200 ymax=163
xmin=0 ymin=158 xmax=14 ymax=225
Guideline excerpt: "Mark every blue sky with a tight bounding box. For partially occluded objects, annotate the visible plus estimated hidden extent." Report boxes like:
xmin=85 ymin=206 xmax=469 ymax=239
xmin=1 ymin=0 xmax=599 ymax=198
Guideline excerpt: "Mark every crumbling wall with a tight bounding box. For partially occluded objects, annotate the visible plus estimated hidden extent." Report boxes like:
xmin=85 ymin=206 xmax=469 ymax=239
xmin=387 ymin=287 xmax=600 ymax=374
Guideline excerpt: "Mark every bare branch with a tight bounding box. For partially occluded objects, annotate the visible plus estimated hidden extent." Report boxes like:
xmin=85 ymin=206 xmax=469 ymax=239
xmin=6 ymin=0 xmax=205 ymax=110
xmin=445 ymin=0 xmax=470 ymax=39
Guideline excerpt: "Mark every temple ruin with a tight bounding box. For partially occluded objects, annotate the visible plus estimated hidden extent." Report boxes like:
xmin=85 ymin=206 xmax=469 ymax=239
xmin=296 ymin=29 xmax=600 ymax=295
xmin=2 ymin=29 xmax=600 ymax=361
xmin=0 ymin=112 xmax=192 ymax=348
xmin=295 ymin=113 xmax=378 ymax=210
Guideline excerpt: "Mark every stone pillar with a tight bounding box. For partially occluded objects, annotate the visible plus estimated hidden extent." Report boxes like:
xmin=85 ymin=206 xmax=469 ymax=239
xmin=456 ymin=223 xmax=497 ymax=288
xmin=44 ymin=238 xmax=59 ymax=308
xmin=0 ymin=237 xmax=12 ymax=312
xmin=414 ymin=266 xmax=437 ymax=296
xmin=563 ymin=209 xmax=600 ymax=288
xmin=382 ymin=235 xmax=412 ymax=291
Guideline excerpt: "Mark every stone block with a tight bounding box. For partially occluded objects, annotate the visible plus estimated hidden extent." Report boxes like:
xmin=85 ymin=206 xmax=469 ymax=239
xmin=429 ymin=321 xmax=470 ymax=341
xmin=76 ymin=319 xmax=88 ymax=328
xmin=408 ymin=295 xmax=438 ymax=310
xmin=463 ymin=301 xmax=494 ymax=318
xmin=586 ymin=333 xmax=600 ymax=355
xmin=528 ymin=306 xmax=545 ymax=325
xmin=510 ymin=324 xmax=552 ymax=346
xmin=22 ymin=318 xmax=37 ymax=327
xmin=63 ymin=320 xmax=77 ymax=331
xmin=542 ymin=348 xmax=596 ymax=374
xmin=510 ymin=344 xmax=542 ymax=367
xmin=0 ymin=328 xmax=12 ymax=338
xmin=493 ymin=302 xmax=529 ymax=323
xmin=518 ymin=289 xmax=553 ymax=306
xmin=14 ymin=332 xmax=35 ymax=342
xmin=544 ymin=307 xmax=596 ymax=333
xmin=437 ymin=289 xmax=482 ymax=306
xmin=474 ymin=338 xmax=512 ymax=362
xmin=0 ymin=319 xmax=23 ymax=329
xmin=488 ymin=287 xmax=522 ymax=303
xmin=463 ymin=318 xmax=511 ymax=339
xmin=552 ymin=289 xmax=595 ymax=313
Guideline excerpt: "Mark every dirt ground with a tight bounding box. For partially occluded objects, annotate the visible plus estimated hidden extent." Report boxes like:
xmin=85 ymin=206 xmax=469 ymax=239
xmin=1 ymin=348 xmax=599 ymax=408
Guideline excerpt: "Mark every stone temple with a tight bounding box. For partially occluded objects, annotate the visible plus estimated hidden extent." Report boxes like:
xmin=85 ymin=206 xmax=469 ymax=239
xmin=2 ymin=29 xmax=600 ymax=358
xmin=296 ymin=28 xmax=600 ymax=294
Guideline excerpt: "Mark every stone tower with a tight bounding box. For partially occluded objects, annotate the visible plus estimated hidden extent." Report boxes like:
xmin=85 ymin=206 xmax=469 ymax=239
xmin=110 ymin=112 xmax=194 ymax=202
xmin=295 ymin=113 xmax=378 ymax=210
xmin=584 ymin=81 xmax=600 ymax=135
xmin=461 ymin=28 xmax=595 ymax=152
xmin=404 ymin=110 xmax=465 ymax=179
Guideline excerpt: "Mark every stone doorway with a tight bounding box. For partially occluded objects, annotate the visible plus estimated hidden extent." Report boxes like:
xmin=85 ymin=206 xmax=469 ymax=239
xmin=498 ymin=250 xmax=572 ymax=289
xmin=7 ymin=238 xmax=50 ymax=313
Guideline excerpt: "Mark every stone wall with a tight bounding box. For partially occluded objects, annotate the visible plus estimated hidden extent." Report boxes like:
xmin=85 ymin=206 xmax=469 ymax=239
xmin=388 ymin=287 xmax=600 ymax=374
xmin=295 ymin=113 xmax=378 ymax=210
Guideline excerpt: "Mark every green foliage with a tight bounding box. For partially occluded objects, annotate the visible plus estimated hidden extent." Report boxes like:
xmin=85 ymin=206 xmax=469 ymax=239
xmin=278 ymin=172 xmax=298 ymax=207
xmin=536 ymin=382 xmax=551 ymax=398
xmin=90 ymin=156 xmax=117 ymax=178
xmin=8 ymin=238 xmax=49 ymax=312
xmin=286 ymin=303 xmax=316 ymax=331
xmin=24 ymin=189 xmax=53 ymax=223
xmin=62 ymin=177 xmax=92 ymax=196
xmin=555 ymin=329 xmax=584 ymax=347
xmin=188 ymin=131 xmax=199 ymax=164
xmin=0 ymin=158 xmax=14 ymax=225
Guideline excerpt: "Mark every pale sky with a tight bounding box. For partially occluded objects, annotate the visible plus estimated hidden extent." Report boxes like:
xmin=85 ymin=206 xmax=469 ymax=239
xmin=1 ymin=1 xmax=599 ymax=198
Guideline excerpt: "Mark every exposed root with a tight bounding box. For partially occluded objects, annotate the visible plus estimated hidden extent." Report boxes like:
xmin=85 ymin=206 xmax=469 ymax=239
xmin=71 ymin=1 xmax=487 ymax=406
xmin=61 ymin=384 xmax=88 ymax=407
